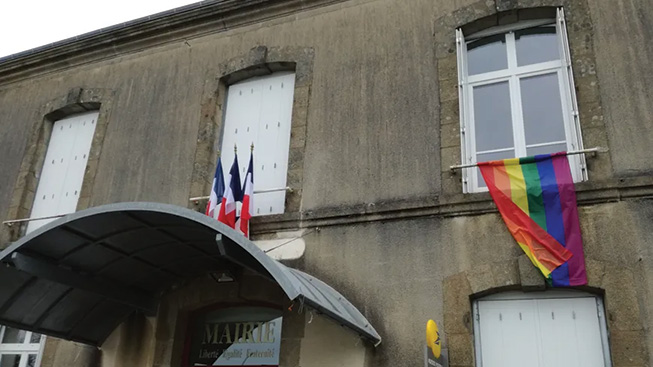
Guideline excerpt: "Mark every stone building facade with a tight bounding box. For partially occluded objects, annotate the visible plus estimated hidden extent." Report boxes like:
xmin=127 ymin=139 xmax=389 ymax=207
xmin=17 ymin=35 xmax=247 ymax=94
xmin=0 ymin=0 xmax=651 ymax=366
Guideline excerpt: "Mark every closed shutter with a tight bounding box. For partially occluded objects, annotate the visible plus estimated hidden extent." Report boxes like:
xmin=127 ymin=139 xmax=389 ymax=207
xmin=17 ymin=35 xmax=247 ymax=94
xmin=220 ymin=72 xmax=295 ymax=216
xmin=27 ymin=112 xmax=99 ymax=233
xmin=475 ymin=293 xmax=610 ymax=367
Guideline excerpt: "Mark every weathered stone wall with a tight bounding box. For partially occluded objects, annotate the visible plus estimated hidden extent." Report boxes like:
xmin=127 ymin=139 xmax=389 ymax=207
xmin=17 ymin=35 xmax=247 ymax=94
xmin=299 ymin=217 xmax=443 ymax=366
xmin=299 ymin=315 xmax=367 ymax=367
xmin=0 ymin=0 xmax=650 ymax=366
xmin=587 ymin=0 xmax=653 ymax=176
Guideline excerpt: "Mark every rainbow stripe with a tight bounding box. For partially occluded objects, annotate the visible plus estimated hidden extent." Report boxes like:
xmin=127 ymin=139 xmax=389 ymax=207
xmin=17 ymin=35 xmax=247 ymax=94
xmin=479 ymin=152 xmax=587 ymax=286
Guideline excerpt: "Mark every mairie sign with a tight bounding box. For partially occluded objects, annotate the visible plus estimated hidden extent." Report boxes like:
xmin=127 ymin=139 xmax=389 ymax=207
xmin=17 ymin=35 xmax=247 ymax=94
xmin=425 ymin=319 xmax=445 ymax=367
xmin=185 ymin=307 xmax=282 ymax=367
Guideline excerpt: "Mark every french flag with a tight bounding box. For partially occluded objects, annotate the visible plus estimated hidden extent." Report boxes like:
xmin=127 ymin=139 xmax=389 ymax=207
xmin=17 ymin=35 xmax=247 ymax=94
xmin=240 ymin=152 xmax=254 ymax=237
xmin=217 ymin=155 xmax=243 ymax=228
xmin=205 ymin=157 xmax=225 ymax=219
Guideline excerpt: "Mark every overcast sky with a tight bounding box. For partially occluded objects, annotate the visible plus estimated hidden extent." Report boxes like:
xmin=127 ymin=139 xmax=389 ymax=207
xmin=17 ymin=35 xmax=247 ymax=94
xmin=0 ymin=0 xmax=200 ymax=58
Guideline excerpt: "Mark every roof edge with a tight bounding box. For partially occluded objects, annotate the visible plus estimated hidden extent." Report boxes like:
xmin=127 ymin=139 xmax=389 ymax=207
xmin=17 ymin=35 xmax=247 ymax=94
xmin=0 ymin=0 xmax=349 ymax=85
xmin=0 ymin=0 xmax=250 ymax=65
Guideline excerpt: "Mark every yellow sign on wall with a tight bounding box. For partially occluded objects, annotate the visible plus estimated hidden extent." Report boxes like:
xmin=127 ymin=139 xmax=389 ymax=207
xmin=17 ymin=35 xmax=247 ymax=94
xmin=425 ymin=319 xmax=445 ymax=367
xmin=426 ymin=319 xmax=441 ymax=358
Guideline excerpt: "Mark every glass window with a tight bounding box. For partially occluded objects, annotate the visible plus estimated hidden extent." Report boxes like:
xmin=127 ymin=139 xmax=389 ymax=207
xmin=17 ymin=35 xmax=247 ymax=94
xmin=0 ymin=327 xmax=42 ymax=367
xmin=515 ymin=26 xmax=559 ymax=66
xmin=1 ymin=329 xmax=25 ymax=344
xmin=456 ymin=8 xmax=586 ymax=192
xmin=520 ymin=73 xmax=566 ymax=146
xmin=26 ymin=335 xmax=39 ymax=346
xmin=467 ymin=34 xmax=508 ymax=75
xmin=0 ymin=355 xmax=20 ymax=367
xmin=473 ymin=81 xmax=514 ymax=152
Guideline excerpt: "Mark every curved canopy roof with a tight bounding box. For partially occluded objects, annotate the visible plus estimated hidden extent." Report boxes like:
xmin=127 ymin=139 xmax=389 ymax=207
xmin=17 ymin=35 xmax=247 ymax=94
xmin=0 ymin=202 xmax=381 ymax=346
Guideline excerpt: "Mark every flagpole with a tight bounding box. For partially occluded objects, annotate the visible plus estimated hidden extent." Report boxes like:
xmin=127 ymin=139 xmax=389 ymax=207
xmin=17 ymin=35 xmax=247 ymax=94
xmin=449 ymin=147 xmax=608 ymax=171
xmin=246 ymin=143 xmax=254 ymax=238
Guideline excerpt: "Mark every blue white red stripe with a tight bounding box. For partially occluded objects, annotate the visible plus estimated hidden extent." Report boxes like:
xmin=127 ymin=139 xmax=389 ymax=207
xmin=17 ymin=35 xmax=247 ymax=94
xmin=240 ymin=152 xmax=254 ymax=237
xmin=218 ymin=155 xmax=243 ymax=228
xmin=205 ymin=157 xmax=225 ymax=219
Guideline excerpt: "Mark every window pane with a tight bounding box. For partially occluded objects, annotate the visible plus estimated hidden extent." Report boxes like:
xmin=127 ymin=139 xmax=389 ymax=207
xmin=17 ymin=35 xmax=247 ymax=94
xmin=515 ymin=26 xmax=559 ymax=66
xmin=1 ymin=328 xmax=25 ymax=344
xmin=526 ymin=142 xmax=568 ymax=157
xmin=473 ymin=81 xmax=514 ymax=152
xmin=27 ymin=355 xmax=36 ymax=367
xmin=29 ymin=333 xmax=41 ymax=344
xmin=467 ymin=34 xmax=508 ymax=75
xmin=0 ymin=354 xmax=20 ymax=367
xmin=476 ymin=149 xmax=515 ymax=189
xmin=520 ymin=73 xmax=566 ymax=146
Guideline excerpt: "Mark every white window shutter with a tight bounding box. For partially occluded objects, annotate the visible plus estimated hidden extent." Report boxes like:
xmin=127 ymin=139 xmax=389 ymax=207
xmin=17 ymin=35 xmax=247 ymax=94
xmin=27 ymin=112 xmax=99 ymax=233
xmin=474 ymin=293 xmax=611 ymax=367
xmin=221 ymin=72 xmax=295 ymax=216
xmin=536 ymin=298 xmax=606 ymax=366
xmin=477 ymin=299 xmax=540 ymax=366
xmin=455 ymin=28 xmax=472 ymax=193
xmin=557 ymin=7 xmax=587 ymax=181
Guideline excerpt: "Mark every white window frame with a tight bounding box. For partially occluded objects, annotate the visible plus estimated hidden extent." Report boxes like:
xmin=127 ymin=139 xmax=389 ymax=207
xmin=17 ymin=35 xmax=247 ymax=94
xmin=472 ymin=290 xmax=612 ymax=367
xmin=456 ymin=8 xmax=587 ymax=193
xmin=0 ymin=326 xmax=45 ymax=367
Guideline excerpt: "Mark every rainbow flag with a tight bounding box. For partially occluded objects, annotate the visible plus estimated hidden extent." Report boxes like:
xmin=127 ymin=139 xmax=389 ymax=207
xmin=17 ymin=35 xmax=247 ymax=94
xmin=479 ymin=152 xmax=587 ymax=286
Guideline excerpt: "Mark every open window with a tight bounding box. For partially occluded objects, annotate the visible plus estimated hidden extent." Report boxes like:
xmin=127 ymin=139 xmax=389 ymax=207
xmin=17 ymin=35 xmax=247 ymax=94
xmin=456 ymin=8 xmax=586 ymax=193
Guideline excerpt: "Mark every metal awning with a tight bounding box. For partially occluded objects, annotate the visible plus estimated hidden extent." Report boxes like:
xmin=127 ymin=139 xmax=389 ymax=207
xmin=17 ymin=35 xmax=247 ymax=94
xmin=0 ymin=202 xmax=381 ymax=346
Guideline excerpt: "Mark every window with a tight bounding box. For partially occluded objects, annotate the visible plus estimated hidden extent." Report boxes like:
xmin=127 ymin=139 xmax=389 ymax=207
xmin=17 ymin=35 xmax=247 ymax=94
xmin=219 ymin=72 xmax=295 ymax=216
xmin=473 ymin=291 xmax=611 ymax=366
xmin=0 ymin=327 xmax=43 ymax=367
xmin=27 ymin=111 xmax=99 ymax=232
xmin=457 ymin=8 xmax=586 ymax=193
